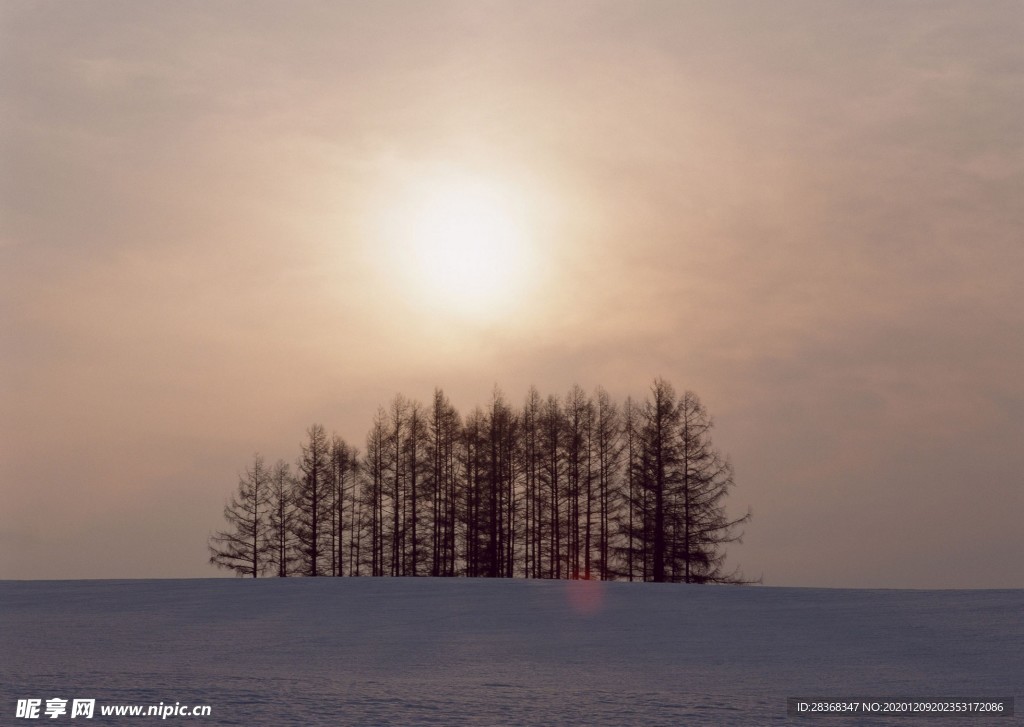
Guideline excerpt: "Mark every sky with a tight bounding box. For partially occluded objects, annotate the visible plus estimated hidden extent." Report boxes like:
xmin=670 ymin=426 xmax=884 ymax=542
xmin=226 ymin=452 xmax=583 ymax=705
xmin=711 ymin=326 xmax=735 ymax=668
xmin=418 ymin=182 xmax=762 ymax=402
xmin=1 ymin=1 xmax=1021 ymax=587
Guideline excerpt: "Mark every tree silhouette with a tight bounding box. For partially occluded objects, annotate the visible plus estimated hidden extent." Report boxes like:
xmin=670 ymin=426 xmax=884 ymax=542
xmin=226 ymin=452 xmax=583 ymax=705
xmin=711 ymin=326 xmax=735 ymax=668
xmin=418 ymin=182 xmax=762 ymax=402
xmin=209 ymin=453 xmax=271 ymax=577
xmin=266 ymin=458 xmax=296 ymax=578
xmin=210 ymin=379 xmax=754 ymax=583
xmin=293 ymin=424 xmax=331 ymax=577
xmin=673 ymin=391 xmax=754 ymax=583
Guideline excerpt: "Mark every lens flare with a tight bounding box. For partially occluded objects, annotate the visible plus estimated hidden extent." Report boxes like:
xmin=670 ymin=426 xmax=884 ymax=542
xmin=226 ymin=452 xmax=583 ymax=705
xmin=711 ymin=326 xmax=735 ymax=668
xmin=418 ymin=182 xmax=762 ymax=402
xmin=566 ymin=577 xmax=605 ymax=616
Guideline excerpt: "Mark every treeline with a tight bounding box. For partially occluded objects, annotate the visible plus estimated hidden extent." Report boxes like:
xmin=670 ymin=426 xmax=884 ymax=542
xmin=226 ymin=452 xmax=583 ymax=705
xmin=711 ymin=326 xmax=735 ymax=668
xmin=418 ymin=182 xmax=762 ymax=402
xmin=209 ymin=378 xmax=754 ymax=583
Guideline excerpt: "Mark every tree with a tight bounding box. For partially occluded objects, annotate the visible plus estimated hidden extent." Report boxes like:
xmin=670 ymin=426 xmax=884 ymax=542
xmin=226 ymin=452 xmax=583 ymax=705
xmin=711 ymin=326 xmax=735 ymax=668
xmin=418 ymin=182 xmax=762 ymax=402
xmin=520 ymin=387 xmax=544 ymax=579
xmin=563 ymin=384 xmax=591 ymax=578
xmin=621 ymin=381 xmax=754 ymax=583
xmin=486 ymin=387 xmax=515 ymax=578
xmin=460 ymin=406 xmax=488 ymax=577
xmin=403 ymin=399 xmax=429 ymax=575
xmin=209 ymin=453 xmax=271 ymax=578
xmin=619 ymin=395 xmax=641 ymax=581
xmin=638 ymin=378 xmax=681 ymax=583
xmin=386 ymin=395 xmax=406 ymax=575
xmin=266 ymin=459 xmax=296 ymax=578
xmin=427 ymin=388 xmax=460 ymax=577
xmin=593 ymin=386 xmax=622 ymax=580
xmin=341 ymin=443 xmax=362 ymax=577
xmin=293 ymin=424 xmax=331 ymax=577
xmin=363 ymin=409 xmax=388 ymax=577
xmin=672 ymin=391 xmax=754 ymax=584
xmin=499 ymin=393 xmax=520 ymax=578
xmin=539 ymin=394 xmax=564 ymax=578
xmin=329 ymin=436 xmax=358 ymax=577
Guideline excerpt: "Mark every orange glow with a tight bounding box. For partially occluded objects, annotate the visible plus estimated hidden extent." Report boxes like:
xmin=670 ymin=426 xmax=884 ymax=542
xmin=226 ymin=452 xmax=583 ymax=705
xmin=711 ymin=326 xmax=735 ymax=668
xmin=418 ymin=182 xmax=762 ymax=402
xmin=566 ymin=577 xmax=605 ymax=616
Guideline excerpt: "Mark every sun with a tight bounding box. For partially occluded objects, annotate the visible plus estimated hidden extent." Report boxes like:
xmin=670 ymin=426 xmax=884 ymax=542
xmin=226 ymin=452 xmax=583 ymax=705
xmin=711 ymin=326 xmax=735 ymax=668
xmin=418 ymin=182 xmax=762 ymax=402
xmin=388 ymin=171 xmax=535 ymax=318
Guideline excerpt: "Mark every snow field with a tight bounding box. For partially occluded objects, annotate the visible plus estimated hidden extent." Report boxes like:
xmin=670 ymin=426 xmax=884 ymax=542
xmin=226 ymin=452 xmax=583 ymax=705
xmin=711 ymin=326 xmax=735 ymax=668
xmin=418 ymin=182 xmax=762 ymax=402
xmin=2 ymin=578 xmax=1021 ymax=725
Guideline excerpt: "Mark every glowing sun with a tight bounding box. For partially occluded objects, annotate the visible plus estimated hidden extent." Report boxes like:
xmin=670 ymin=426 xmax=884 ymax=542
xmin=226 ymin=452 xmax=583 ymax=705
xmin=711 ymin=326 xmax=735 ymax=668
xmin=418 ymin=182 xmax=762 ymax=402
xmin=391 ymin=172 xmax=535 ymax=317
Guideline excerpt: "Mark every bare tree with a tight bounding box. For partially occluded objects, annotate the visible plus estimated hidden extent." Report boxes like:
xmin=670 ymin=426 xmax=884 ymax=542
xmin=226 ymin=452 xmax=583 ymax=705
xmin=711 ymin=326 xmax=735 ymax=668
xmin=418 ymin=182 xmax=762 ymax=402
xmin=539 ymin=394 xmax=564 ymax=579
xmin=672 ymin=391 xmax=754 ymax=584
xmin=293 ymin=424 xmax=331 ymax=577
xmin=363 ymin=409 xmax=388 ymax=577
xmin=619 ymin=381 xmax=754 ymax=583
xmin=209 ymin=453 xmax=271 ymax=578
xmin=563 ymin=385 xmax=590 ymax=578
xmin=461 ymin=406 xmax=488 ymax=577
xmin=520 ymin=387 xmax=544 ymax=578
xmin=387 ymin=395 xmax=408 ymax=576
xmin=404 ymin=399 xmax=429 ymax=575
xmin=266 ymin=459 xmax=296 ymax=578
xmin=329 ymin=436 xmax=358 ymax=576
xmin=625 ymin=378 xmax=683 ymax=583
xmin=593 ymin=386 xmax=622 ymax=580
xmin=486 ymin=388 xmax=515 ymax=578
xmin=619 ymin=396 xmax=641 ymax=581
xmin=427 ymin=388 xmax=460 ymax=576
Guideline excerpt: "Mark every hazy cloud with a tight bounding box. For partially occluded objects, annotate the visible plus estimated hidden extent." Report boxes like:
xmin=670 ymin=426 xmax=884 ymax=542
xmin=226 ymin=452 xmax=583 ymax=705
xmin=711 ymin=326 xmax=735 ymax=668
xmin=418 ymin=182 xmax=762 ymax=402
xmin=2 ymin=1 xmax=1021 ymax=586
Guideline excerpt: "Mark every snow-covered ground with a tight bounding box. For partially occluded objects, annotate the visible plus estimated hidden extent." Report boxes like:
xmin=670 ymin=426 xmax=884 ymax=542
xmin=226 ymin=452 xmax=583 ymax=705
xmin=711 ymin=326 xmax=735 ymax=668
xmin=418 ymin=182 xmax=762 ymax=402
xmin=2 ymin=578 xmax=1020 ymax=725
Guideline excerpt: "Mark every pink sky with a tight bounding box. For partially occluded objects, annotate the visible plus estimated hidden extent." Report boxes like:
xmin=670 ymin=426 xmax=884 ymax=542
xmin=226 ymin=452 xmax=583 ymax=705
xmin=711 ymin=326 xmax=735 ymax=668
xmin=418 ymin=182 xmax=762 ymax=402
xmin=1 ymin=1 xmax=1022 ymax=586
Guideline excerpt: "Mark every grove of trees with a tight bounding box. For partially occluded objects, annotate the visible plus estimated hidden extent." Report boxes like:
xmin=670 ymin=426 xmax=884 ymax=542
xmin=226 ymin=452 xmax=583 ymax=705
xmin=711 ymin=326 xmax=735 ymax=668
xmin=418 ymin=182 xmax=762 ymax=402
xmin=209 ymin=378 xmax=755 ymax=583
